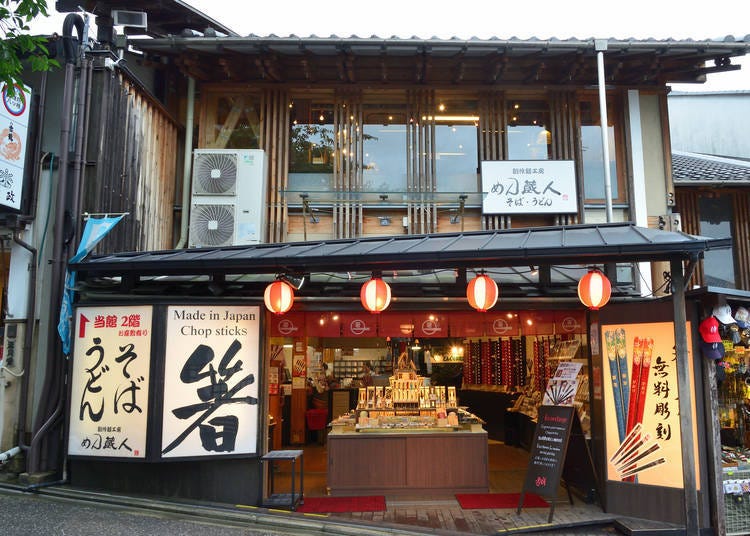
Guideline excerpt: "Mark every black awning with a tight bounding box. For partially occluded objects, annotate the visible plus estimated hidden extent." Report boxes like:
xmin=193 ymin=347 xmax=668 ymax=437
xmin=72 ymin=222 xmax=730 ymax=278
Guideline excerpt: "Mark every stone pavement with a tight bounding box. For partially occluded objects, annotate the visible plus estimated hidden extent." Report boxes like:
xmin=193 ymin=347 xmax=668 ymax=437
xmin=0 ymin=482 xmax=686 ymax=536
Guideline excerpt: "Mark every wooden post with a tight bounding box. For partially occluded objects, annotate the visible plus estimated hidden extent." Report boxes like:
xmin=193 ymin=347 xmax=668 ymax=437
xmin=671 ymin=258 xmax=699 ymax=535
xmin=290 ymin=337 xmax=308 ymax=445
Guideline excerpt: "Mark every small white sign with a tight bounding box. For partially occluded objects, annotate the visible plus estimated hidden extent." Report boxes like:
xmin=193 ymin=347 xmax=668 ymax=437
xmin=162 ymin=305 xmax=260 ymax=458
xmin=481 ymin=160 xmax=577 ymax=214
xmin=0 ymin=82 xmax=32 ymax=211
xmin=68 ymin=305 xmax=153 ymax=458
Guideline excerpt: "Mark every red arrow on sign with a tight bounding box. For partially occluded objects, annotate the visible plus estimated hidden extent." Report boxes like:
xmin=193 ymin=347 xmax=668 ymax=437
xmin=78 ymin=314 xmax=89 ymax=338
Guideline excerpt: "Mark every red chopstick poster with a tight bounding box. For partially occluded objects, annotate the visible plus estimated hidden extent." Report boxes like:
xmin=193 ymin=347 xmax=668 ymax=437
xmin=601 ymin=321 xmax=699 ymax=489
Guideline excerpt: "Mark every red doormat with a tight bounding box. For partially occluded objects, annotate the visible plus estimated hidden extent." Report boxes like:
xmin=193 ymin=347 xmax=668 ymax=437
xmin=296 ymin=495 xmax=386 ymax=513
xmin=456 ymin=493 xmax=549 ymax=509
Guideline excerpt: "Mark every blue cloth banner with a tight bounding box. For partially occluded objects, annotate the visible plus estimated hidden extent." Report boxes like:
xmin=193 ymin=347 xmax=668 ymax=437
xmin=57 ymin=215 xmax=125 ymax=355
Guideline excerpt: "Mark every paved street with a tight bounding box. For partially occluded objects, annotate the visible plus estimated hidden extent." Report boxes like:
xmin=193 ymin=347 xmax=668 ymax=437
xmin=0 ymin=487 xmax=303 ymax=536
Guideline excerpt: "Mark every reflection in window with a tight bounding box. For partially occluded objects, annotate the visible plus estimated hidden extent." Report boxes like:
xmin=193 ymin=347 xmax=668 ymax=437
xmin=506 ymin=100 xmax=551 ymax=161
xmin=699 ymin=195 xmax=736 ymax=288
xmin=288 ymin=100 xmax=334 ymax=191
xmin=580 ymin=100 xmax=619 ymax=201
xmin=205 ymin=95 xmax=261 ymax=149
xmin=435 ymin=124 xmax=478 ymax=192
xmin=363 ymin=110 xmax=407 ymax=192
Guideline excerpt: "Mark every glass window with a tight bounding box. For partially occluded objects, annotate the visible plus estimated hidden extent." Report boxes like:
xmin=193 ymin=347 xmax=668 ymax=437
xmin=288 ymin=99 xmax=334 ymax=191
xmin=435 ymin=98 xmax=479 ymax=193
xmin=202 ymin=94 xmax=261 ymax=149
xmin=580 ymin=99 xmax=622 ymax=202
xmin=362 ymin=108 xmax=407 ymax=192
xmin=506 ymin=100 xmax=552 ymax=161
xmin=699 ymin=195 xmax=736 ymax=288
xmin=435 ymin=125 xmax=478 ymax=192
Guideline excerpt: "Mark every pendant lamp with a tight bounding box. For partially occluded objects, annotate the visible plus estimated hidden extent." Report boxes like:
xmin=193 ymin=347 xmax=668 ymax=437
xmin=264 ymin=280 xmax=295 ymax=315
xmin=361 ymin=276 xmax=391 ymax=313
xmin=578 ymin=268 xmax=611 ymax=310
xmin=467 ymin=273 xmax=498 ymax=312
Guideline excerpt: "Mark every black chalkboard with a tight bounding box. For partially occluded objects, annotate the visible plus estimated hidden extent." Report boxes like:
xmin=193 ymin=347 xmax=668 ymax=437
xmin=518 ymin=405 xmax=575 ymax=520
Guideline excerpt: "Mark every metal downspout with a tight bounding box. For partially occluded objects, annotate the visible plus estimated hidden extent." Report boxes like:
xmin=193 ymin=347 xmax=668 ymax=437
xmin=27 ymin=13 xmax=83 ymax=475
xmin=12 ymin=70 xmax=48 ymax=455
xmin=70 ymin=57 xmax=93 ymax=246
xmin=595 ymin=39 xmax=614 ymax=223
xmin=12 ymin=229 xmax=37 ymax=454
xmin=175 ymin=76 xmax=195 ymax=249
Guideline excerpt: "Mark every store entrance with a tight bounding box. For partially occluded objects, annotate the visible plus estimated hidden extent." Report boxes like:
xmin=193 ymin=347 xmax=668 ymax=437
xmin=270 ymin=323 xmax=593 ymax=501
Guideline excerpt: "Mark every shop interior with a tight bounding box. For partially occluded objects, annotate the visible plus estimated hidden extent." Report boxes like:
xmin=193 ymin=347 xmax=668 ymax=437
xmin=267 ymin=321 xmax=596 ymax=500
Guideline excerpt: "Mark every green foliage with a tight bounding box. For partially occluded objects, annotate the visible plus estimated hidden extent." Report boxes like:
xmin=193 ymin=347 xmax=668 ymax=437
xmin=0 ymin=0 xmax=59 ymax=95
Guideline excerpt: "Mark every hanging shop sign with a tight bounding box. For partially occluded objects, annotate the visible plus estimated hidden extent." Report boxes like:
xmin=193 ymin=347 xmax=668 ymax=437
xmin=340 ymin=312 xmax=378 ymax=337
xmin=413 ymin=313 xmax=448 ymax=338
xmin=481 ymin=160 xmax=577 ymax=214
xmin=0 ymin=82 xmax=31 ymax=211
xmin=483 ymin=312 xmax=521 ymax=337
xmin=68 ymin=305 xmax=153 ymax=458
xmin=449 ymin=312 xmax=485 ymax=337
xmin=270 ymin=312 xmax=304 ymax=337
xmin=553 ymin=311 xmax=586 ymax=334
xmin=161 ymin=305 xmax=260 ymax=458
xmin=305 ymin=312 xmax=342 ymax=337
xmin=601 ymin=321 xmax=699 ymax=488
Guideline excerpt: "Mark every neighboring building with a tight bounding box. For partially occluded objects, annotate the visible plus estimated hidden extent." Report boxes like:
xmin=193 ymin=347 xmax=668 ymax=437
xmin=669 ymin=91 xmax=750 ymax=161
xmin=0 ymin=1 xmax=749 ymax=533
xmin=673 ymin=151 xmax=750 ymax=289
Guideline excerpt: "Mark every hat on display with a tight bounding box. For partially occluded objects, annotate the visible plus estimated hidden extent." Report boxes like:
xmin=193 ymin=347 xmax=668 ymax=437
xmin=713 ymin=304 xmax=736 ymax=325
xmin=699 ymin=316 xmax=722 ymax=343
xmin=735 ymin=307 xmax=750 ymax=329
xmin=700 ymin=340 xmax=725 ymax=360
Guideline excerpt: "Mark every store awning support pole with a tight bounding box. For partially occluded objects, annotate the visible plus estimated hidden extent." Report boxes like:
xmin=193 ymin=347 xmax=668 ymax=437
xmin=670 ymin=258 xmax=699 ymax=535
xmin=595 ymin=39 xmax=614 ymax=223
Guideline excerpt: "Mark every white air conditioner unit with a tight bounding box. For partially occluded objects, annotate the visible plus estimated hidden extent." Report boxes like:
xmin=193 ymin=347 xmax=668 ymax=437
xmin=189 ymin=149 xmax=267 ymax=248
xmin=112 ymin=10 xmax=148 ymax=29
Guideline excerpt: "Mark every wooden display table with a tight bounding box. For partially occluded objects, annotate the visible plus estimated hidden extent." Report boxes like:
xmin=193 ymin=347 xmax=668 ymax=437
xmin=327 ymin=428 xmax=488 ymax=495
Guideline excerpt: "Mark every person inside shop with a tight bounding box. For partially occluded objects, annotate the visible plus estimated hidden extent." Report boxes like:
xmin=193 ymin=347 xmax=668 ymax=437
xmin=322 ymin=362 xmax=340 ymax=389
xmin=360 ymin=362 xmax=374 ymax=387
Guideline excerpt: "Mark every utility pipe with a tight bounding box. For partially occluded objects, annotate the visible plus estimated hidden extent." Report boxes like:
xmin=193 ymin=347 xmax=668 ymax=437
xmin=0 ymin=446 xmax=20 ymax=464
xmin=595 ymin=39 xmax=614 ymax=223
xmin=13 ymin=69 xmax=48 ymax=455
xmin=28 ymin=12 xmax=83 ymax=475
xmin=175 ymin=76 xmax=196 ymax=249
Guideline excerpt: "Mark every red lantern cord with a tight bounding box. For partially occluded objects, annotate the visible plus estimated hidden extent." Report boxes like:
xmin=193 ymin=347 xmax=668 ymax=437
xmin=467 ymin=274 xmax=499 ymax=312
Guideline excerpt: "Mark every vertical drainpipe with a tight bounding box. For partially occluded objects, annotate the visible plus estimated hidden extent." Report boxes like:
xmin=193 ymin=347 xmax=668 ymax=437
xmin=28 ymin=12 xmax=83 ymax=475
xmin=175 ymin=76 xmax=195 ymax=249
xmin=595 ymin=39 xmax=613 ymax=223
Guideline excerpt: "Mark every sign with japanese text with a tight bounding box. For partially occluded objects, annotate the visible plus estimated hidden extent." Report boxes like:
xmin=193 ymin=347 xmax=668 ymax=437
xmin=601 ymin=321 xmax=699 ymax=488
xmin=68 ymin=306 xmax=153 ymax=458
xmin=0 ymin=82 xmax=31 ymax=210
xmin=162 ymin=305 xmax=260 ymax=458
xmin=481 ymin=160 xmax=577 ymax=214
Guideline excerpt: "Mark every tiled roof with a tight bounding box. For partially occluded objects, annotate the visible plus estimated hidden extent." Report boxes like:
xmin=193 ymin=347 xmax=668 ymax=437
xmin=672 ymin=151 xmax=750 ymax=184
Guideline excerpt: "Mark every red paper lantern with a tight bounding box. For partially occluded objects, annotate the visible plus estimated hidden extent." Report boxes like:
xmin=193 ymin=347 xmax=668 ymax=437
xmin=578 ymin=269 xmax=611 ymax=310
xmin=264 ymin=280 xmax=295 ymax=315
xmin=467 ymin=274 xmax=498 ymax=312
xmin=360 ymin=277 xmax=391 ymax=313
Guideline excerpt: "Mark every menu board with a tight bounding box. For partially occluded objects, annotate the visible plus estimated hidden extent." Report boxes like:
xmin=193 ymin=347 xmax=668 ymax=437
xmin=520 ymin=405 xmax=575 ymax=502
